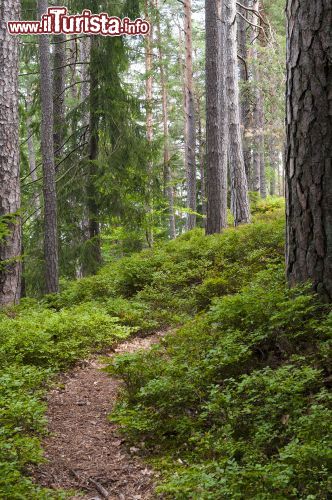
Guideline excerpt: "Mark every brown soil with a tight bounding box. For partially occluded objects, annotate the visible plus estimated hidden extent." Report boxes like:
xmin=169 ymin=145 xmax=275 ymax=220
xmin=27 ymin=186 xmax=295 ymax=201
xmin=32 ymin=332 xmax=166 ymax=499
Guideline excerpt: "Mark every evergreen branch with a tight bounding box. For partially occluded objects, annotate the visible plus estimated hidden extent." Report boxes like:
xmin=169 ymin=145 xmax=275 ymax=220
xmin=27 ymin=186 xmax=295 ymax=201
xmin=22 ymin=140 xmax=88 ymax=188
xmin=54 ymin=80 xmax=90 ymax=101
xmin=19 ymin=62 xmax=89 ymax=77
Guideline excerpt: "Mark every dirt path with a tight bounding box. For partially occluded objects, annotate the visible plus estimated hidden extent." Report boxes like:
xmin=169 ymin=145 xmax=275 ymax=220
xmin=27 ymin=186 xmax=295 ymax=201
xmin=33 ymin=333 xmax=165 ymax=499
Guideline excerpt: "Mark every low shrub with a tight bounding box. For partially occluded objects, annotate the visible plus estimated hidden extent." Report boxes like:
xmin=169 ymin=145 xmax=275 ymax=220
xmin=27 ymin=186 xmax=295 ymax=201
xmin=0 ymin=300 xmax=132 ymax=498
xmin=108 ymin=265 xmax=332 ymax=499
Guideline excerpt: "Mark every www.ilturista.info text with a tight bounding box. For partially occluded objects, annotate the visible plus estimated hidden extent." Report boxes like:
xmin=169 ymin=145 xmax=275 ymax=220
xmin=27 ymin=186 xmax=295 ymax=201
xmin=7 ymin=7 xmax=150 ymax=36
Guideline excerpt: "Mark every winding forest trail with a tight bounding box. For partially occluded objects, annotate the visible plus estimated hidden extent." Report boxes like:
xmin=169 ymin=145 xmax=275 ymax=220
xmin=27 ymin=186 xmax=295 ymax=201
xmin=33 ymin=333 xmax=166 ymax=499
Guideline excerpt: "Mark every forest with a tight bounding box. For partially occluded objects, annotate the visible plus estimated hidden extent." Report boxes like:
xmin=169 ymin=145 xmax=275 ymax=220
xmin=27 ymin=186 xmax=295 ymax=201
xmin=0 ymin=0 xmax=331 ymax=498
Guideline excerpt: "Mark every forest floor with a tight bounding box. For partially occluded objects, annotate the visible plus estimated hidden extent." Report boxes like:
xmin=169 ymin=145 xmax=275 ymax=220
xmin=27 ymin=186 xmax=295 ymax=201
xmin=32 ymin=332 xmax=166 ymax=499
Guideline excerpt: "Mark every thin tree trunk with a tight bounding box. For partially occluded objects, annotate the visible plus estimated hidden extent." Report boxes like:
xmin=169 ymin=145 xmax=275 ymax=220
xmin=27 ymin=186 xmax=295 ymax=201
xmin=145 ymin=0 xmax=154 ymax=247
xmin=178 ymin=24 xmax=188 ymax=209
xmin=79 ymin=36 xmax=91 ymax=117
xmin=256 ymin=0 xmax=267 ymax=200
xmin=53 ymin=34 xmax=66 ymax=156
xmin=269 ymin=134 xmax=278 ymax=196
xmin=205 ymin=0 xmax=228 ymax=234
xmin=0 ymin=0 xmax=21 ymax=306
xmin=69 ymin=37 xmax=79 ymax=100
xmin=69 ymin=37 xmax=79 ymax=144
xmin=225 ymin=0 xmax=251 ymax=225
xmin=196 ymin=94 xmax=207 ymax=226
xmin=281 ymin=143 xmax=286 ymax=197
xmin=155 ymin=0 xmax=176 ymax=239
xmin=237 ymin=0 xmax=252 ymax=183
xmin=250 ymin=0 xmax=261 ymax=194
xmin=258 ymin=94 xmax=266 ymax=199
xmin=77 ymin=35 xmax=91 ymax=278
xmin=38 ymin=0 xmax=59 ymax=294
xmin=86 ymin=36 xmax=102 ymax=273
xmin=184 ymin=0 xmax=196 ymax=230
xmin=286 ymin=0 xmax=332 ymax=301
xmin=26 ymin=96 xmax=41 ymax=213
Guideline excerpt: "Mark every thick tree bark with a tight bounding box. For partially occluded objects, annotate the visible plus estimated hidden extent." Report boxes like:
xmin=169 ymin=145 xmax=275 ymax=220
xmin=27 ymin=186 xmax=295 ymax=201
xmin=155 ymin=0 xmax=176 ymax=239
xmin=184 ymin=0 xmax=197 ymax=230
xmin=38 ymin=0 xmax=59 ymax=294
xmin=0 ymin=0 xmax=21 ymax=306
xmin=286 ymin=0 xmax=332 ymax=301
xmin=205 ymin=0 xmax=228 ymax=234
xmin=225 ymin=0 xmax=251 ymax=225
xmin=53 ymin=34 xmax=66 ymax=156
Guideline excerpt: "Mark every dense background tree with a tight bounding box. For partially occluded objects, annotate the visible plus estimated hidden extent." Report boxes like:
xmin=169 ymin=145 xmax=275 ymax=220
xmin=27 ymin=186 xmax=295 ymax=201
xmin=2 ymin=2 xmax=331 ymax=499
xmin=205 ymin=0 xmax=228 ymax=234
xmin=183 ymin=0 xmax=197 ymax=230
xmin=0 ymin=0 xmax=22 ymax=306
xmin=225 ymin=0 xmax=251 ymax=225
xmin=12 ymin=0 xmax=287 ymax=292
xmin=38 ymin=0 xmax=59 ymax=293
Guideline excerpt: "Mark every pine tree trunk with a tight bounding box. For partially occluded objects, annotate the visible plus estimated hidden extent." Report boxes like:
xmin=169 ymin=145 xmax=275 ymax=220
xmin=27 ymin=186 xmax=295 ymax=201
xmin=197 ymin=95 xmax=207 ymax=226
xmin=237 ymin=0 xmax=252 ymax=183
xmin=86 ymin=36 xmax=102 ymax=273
xmin=77 ymin=36 xmax=91 ymax=278
xmin=155 ymin=1 xmax=176 ymax=239
xmin=53 ymin=34 xmax=66 ymax=156
xmin=79 ymin=36 xmax=91 ymax=119
xmin=258 ymin=91 xmax=266 ymax=198
xmin=145 ymin=0 xmax=154 ymax=247
xmin=69 ymin=38 xmax=79 ymax=100
xmin=286 ymin=0 xmax=332 ymax=301
xmin=184 ymin=0 xmax=197 ymax=230
xmin=205 ymin=0 xmax=228 ymax=234
xmin=269 ymin=135 xmax=278 ymax=196
xmin=69 ymin=37 xmax=79 ymax=144
xmin=38 ymin=0 xmax=59 ymax=294
xmin=26 ymin=96 xmax=41 ymax=213
xmin=225 ymin=0 xmax=251 ymax=225
xmin=250 ymin=0 xmax=261 ymax=194
xmin=0 ymin=0 xmax=21 ymax=306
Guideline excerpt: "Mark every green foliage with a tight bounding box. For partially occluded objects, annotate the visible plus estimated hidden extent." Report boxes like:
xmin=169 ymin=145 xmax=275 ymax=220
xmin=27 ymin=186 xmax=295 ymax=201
xmin=104 ymin=214 xmax=332 ymax=499
xmin=4 ymin=208 xmax=330 ymax=499
xmin=0 ymin=214 xmax=20 ymax=271
xmin=249 ymin=194 xmax=285 ymax=214
xmin=55 ymin=210 xmax=285 ymax=327
xmin=0 ymin=299 xmax=132 ymax=498
xmin=0 ymin=216 xmax=12 ymax=244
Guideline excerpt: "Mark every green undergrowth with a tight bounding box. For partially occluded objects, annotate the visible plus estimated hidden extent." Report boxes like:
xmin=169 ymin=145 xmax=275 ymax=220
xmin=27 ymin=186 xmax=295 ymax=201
xmin=108 ymin=268 xmax=332 ymax=498
xmin=50 ymin=208 xmax=285 ymax=331
xmin=99 ymin=209 xmax=332 ymax=498
xmin=0 ymin=302 xmax=133 ymax=498
xmin=4 ymin=203 xmax=324 ymax=499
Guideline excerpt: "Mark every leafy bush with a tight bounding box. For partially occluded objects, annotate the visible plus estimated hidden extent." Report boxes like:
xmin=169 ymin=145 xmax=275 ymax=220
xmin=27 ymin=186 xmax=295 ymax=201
xmin=1 ymin=208 xmax=297 ymax=498
xmin=108 ymin=263 xmax=332 ymax=499
xmin=0 ymin=299 xmax=132 ymax=498
xmin=56 ymin=211 xmax=284 ymax=324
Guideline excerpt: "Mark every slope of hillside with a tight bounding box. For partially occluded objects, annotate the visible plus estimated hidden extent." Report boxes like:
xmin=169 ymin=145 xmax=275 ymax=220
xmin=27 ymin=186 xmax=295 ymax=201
xmin=1 ymin=204 xmax=330 ymax=498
